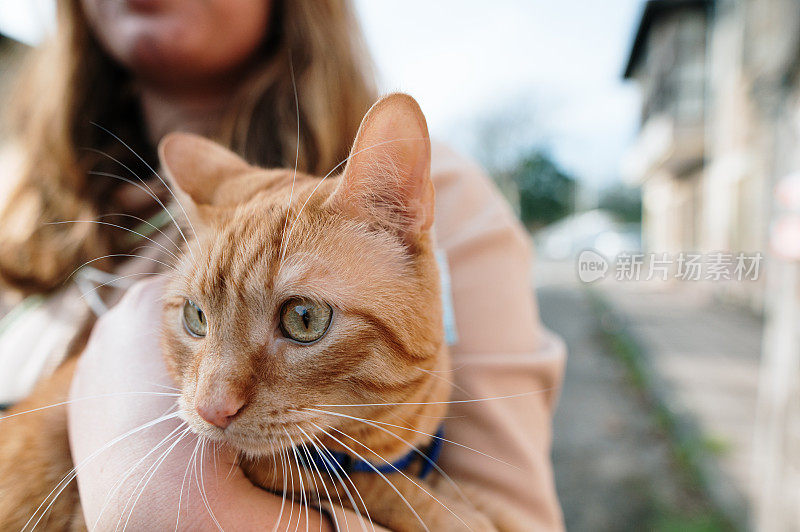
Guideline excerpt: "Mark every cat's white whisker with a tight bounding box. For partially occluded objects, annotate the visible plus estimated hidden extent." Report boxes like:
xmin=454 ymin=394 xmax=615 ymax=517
xmin=277 ymin=55 xmax=301 ymax=267
xmin=117 ymin=426 xmax=191 ymax=532
xmin=82 ymin=147 xmax=159 ymax=198
xmin=206 ymin=440 xmax=226 ymax=531
xmin=175 ymin=437 xmax=196 ymax=531
xmin=197 ymin=440 xmax=208 ymax=516
xmin=303 ymin=408 xmax=518 ymax=470
xmin=188 ymin=439 xmax=201 ymax=514
xmin=212 ymin=443 xmax=219 ymax=478
xmin=284 ymin=428 xmax=308 ymax=532
xmin=301 ymin=444 xmax=328 ymax=532
xmin=299 ymin=426 xmax=375 ymax=532
xmin=309 ymin=422 xmax=429 ymax=532
xmin=328 ymin=425 xmax=472 ymax=531
xmin=87 ymin=171 xmax=184 ymax=253
xmin=77 ymin=271 xmax=167 ymax=301
xmin=46 ymin=220 xmax=182 ymax=264
xmin=199 ymin=440 xmax=209 ymax=513
xmin=298 ymin=427 xmax=350 ymax=530
xmin=0 ymin=391 xmax=179 ymax=424
xmin=176 ymin=436 xmax=202 ymax=532
xmin=415 ymin=367 xmax=471 ymax=396
xmin=278 ymin=434 xmax=299 ymax=531
xmin=130 ymin=427 xmax=192 ymax=532
xmin=272 ymin=438 xmax=289 ymax=532
xmin=97 ymin=213 xmax=183 ymax=254
xmin=195 ymin=438 xmax=224 ymax=532
xmin=294 ymin=439 xmax=324 ymax=532
xmin=190 ymin=440 xmax=206 ymax=527
xmin=306 ymin=432 xmax=365 ymax=532
xmin=325 ymin=409 xmax=474 ymax=513
xmin=224 ymin=449 xmax=240 ymax=482
xmin=144 ymin=381 xmax=181 ymax=392
xmin=285 ymin=432 xmax=305 ymax=532
xmin=84 ymin=144 xmax=189 ymax=254
xmin=88 ymin=170 xmax=150 ymax=192
xmin=90 ymin=122 xmax=199 ymax=260
xmin=84 ymin=148 xmax=194 ymax=270
xmin=285 ymin=434 xmax=299 ymax=530
xmin=414 ymin=363 xmax=468 ymax=374
xmin=22 ymin=410 xmax=182 ymax=532
xmin=127 ymin=243 xmax=184 ymax=270
xmin=312 ymin=388 xmax=554 ymax=408
xmin=273 ymin=442 xmax=282 ymax=486
xmin=115 ymin=426 xmax=189 ymax=531
xmin=69 ymin=254 xmax=178 ymax=279
xmin=92 ymin=421 xmax=188 ymax=531
xmin=154 ymin=400 xmax=180 ymax=421
xmin=385 ymin=409 xmax=464 ymax=423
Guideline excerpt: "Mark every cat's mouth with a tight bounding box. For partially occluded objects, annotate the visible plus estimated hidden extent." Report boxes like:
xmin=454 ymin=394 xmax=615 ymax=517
xmin=181 ymin=405 xmax=325 ymax=456
xmin=224 ymin=422 xmax=326 ymax=456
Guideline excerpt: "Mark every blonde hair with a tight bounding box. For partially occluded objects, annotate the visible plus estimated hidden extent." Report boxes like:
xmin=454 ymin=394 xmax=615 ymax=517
xmin=0 ymin=0 xmax=376 ymax=292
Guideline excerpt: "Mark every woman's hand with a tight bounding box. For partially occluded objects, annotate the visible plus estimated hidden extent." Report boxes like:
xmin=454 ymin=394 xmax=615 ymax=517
xmin=68 ymin=278 xmax=331 ymax=531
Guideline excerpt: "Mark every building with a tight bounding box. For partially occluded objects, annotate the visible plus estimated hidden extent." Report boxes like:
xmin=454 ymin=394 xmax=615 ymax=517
xmin=623 ymin=0 xmax=708 ymax=257
xmin=624 ymin=1 xmax=800 ymax=529
xmin=621 ymin=0 xmax=799 ymax=309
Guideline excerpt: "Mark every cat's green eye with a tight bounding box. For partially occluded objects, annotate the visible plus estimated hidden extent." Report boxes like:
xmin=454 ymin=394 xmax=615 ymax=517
xmin=182 ymin=300 xmax=207 ymax=337
xmin=279 ymin=297 xmax=332 ymax=344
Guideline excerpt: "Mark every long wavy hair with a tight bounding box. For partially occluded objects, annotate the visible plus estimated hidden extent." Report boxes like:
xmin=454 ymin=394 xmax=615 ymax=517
xmin=0 ymin=0 xmax=376 ymax=293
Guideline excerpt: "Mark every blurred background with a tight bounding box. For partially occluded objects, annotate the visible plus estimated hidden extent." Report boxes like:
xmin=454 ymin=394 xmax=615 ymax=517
xmin=2 ymin=0 xmax=799 ymax=530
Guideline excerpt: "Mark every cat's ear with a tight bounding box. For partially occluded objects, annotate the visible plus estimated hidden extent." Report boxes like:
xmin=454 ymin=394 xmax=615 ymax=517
xmin=331 ymin=93 xmax=434 ymax=243
xmin=158 ymin=132 xmax=253 ymax=206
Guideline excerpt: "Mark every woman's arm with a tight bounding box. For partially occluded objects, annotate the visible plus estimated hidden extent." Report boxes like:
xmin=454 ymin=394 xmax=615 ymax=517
xmin=68 ymin=279 xmax=332 ymax=531
xmin=430 ymin=143 xmax=566 ymax=529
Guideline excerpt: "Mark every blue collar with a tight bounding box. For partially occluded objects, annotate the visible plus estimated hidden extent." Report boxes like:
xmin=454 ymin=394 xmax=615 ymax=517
xmin=299 ymin=428 xmax=444 ymax=480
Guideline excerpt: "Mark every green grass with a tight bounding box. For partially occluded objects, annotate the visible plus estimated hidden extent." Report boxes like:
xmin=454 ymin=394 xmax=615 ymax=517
xmin=653 ymin=512 xmax=731 ymax=532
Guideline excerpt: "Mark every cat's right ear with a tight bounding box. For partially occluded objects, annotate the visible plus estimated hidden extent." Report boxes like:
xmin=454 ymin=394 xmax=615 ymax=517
xmin=158 ymin=132 xmax=253 ymax=207
xmin=329 ymin=93 xmax=434 ymax=245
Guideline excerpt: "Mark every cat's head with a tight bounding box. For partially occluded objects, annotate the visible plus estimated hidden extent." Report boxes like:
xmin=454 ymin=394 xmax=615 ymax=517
xmin=158 ymin=94 xmax=448 ymax=460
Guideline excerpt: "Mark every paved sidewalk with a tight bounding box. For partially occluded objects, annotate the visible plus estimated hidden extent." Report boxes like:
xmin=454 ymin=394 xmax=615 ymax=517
xmin=595 ymin=281 xmax=763 ymax=526
xmin=541 ymin=285 xmax=693 ymax=530
xmin=536 ymin=260 xmax=728 ymax=530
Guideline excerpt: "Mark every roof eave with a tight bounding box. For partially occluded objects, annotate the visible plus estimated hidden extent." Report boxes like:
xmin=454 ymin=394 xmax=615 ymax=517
xmin=623 ymin=0 xmax=712 ymax=79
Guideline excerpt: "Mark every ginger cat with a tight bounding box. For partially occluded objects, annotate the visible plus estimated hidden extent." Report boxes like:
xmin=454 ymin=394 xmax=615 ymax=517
xmin=0 ymin=94 xmax=507 ymax=531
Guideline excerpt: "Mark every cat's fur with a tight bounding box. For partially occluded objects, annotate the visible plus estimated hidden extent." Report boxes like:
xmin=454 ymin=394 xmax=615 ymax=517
xmin=0 ymin=94 xmax=503 ymax=531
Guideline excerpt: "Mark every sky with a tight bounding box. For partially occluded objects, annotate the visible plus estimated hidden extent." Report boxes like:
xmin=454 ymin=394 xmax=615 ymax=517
xmin=354 ymin=0 xmax=645 ymax=187
xmin=0 ymin=0 xmax=645 ymax=187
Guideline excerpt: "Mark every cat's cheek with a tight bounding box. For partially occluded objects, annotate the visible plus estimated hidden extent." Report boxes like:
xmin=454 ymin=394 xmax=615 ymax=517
xmin=160 ymin=322 xmax=200 ymax=389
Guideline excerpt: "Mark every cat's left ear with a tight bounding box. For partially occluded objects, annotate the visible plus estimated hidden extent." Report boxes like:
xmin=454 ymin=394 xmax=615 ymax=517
xmin=330 ymin=93 xmax=434 ymax=243
xmin=158 ymin=132 xmax=253 ymax=207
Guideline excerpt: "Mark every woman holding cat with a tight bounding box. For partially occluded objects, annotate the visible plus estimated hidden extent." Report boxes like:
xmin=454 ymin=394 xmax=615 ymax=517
xmin=0 ymin=0 xmax=565 ymax=529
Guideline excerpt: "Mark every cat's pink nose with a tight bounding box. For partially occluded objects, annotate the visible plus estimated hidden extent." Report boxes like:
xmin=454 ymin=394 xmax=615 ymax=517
xmin=196 ymin=394 xmax=246 ymax=429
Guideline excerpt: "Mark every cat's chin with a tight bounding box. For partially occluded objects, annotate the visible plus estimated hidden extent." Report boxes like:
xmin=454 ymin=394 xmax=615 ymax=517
xmin=184 ymin=423 xmax=303 ymax=458
xmin=221 ymin=432 xmax=299 ymax=458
